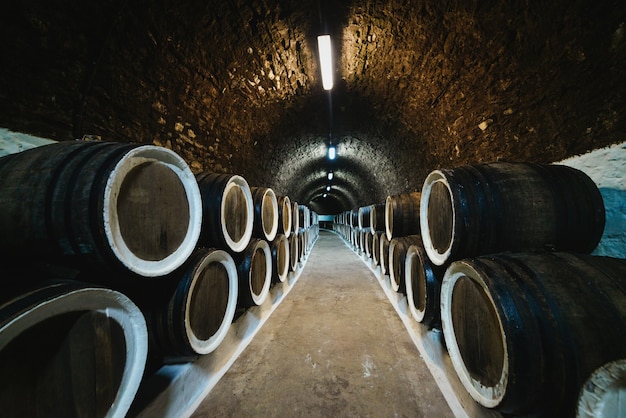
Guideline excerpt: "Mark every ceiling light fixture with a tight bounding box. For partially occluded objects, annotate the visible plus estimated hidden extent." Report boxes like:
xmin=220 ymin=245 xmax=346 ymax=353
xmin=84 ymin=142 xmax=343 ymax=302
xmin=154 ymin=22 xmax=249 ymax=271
xmin=328 ymin=145 xmax=336 ymax=160
xmin=327 ymin=172 xmax=334 ymax=180
xmin=323 ymin=193 xmax=328 ymax=198
xmin=326 ymin=185 xmax=331 ymax=191
xmin=317 ymin=35 xmax=333 ymax=90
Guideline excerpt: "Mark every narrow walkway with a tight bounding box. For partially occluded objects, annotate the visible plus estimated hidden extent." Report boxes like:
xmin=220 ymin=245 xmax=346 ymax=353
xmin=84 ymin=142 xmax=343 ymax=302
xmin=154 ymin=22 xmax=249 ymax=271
xmin=191 ymin=230 xmax=453 ymax=417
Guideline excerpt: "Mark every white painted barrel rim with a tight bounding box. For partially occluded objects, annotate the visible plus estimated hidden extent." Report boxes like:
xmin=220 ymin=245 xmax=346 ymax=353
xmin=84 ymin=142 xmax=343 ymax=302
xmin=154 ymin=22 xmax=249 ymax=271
xmin=250 ymin=239 xmax=272 ymax=305
xmin=104 ymin=145 xmax=202 ymax=277
xmin=221 ymin=175 xmax=254 ymax=253
xmin=404 ymin=245 xmax=425 ymax=322
xmin=420 ymin=170 xmax=455 ymax=266
xmin=577 ymin=359 xmax=626 ymax=418
xmin=276 ymin=235 xmax=290 ymax=282
xmin=184 ymin=249 xmax=238 ymax=355
xmin=262 ymin=188 xmax=279 ymax=242
xmin=441 ymin=261 xmax=509 ymax=408
xmin=388 ymin=239 xmax=400 ymax=292
xmin=384 ymin=195 xmax=394 ymax=241
xmin=0 ymin=285 xmax=148 ymax=418
xmin=281 ymin=196 xmax=292 ymax=238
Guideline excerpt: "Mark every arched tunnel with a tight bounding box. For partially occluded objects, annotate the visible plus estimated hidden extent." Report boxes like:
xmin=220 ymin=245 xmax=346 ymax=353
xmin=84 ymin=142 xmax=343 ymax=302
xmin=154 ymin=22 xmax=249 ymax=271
xmin=1 ymin=1 xmax=626 ymax=417
xmin=1 ymin=0 xmax=624 ymax=214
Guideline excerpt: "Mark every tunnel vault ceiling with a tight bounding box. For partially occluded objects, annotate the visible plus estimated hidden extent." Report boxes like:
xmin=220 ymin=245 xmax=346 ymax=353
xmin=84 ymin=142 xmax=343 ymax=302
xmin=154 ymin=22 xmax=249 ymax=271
xmin=1 ymin=0 xmax=625 ymax=214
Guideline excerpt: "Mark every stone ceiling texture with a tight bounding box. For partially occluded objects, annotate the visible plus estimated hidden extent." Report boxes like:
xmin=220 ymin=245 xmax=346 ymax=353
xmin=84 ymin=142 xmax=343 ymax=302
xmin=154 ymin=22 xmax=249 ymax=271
xmin=1 ymin=0 xmax=625 ymax=214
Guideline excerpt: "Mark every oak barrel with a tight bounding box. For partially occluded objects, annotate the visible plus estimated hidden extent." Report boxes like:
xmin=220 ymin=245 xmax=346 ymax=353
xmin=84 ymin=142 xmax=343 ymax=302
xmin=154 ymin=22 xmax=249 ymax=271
xmin=385 ymin=192 xmax=421 ymax=240
xmin=388 ymin=235 xmax=422 ymax=293
xmin=277 ymin=196 xmax=292 ymax=238
xmin=146 ymin=248 xmax=238 ymax=359
xmin=420 ymin=162 xmax=605 ymax=266
xmin=441 ymin=252 xmax=626 ymax=415
xmin=0 ymin=280 xmax=147 ymax=418
xmin=270 ymin=234 xmax=290 ymax=283
xmin=196 ymin=173 xmax=253 ymax=253
xmin=233 ymin=238 xmax=271 ymax=307
xmin=250 ymin=187 xmax=279 ymax=242
xmin=0 ymin=141 xmax=202 ymax=277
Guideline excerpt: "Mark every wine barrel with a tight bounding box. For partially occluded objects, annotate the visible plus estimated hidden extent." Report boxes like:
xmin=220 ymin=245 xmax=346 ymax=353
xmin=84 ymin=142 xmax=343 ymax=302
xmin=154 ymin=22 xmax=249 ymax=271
xmin=250 ymin=187 xmax=279 ymax=242
xmin=297 ymin=228 xmax=307 ymax=261
xmin=145 ymin=248 xmax=238 ymax=359
xmin=577 ymin=358 xmax=626 ymax=418
xmin=379 ymin=232 xmax=391 ymax=276
xmin=385 ymin=192 xmax=421 ymax=240
xmin=388 ymin=235 xmax=422 ymax=293
xmin=404 ymin=243 xmax=447 ymax=327
xmin=420 ymin=162 xmax=605 ymax=266
xmin=358 ymin=206 xmax=371 ymax=231
xmin=288 ymin=233 xmax=299 ymax=272
xmin=291 ymin=201 xmax=300 ymax=233
xmin=233 ymin=238 xmax=271 ymax=307
xmin=441 ymin=252 xmax=626 ymax=416
xmin=0 ymin=141 xmax=202 ymax=277
xmin=196 ymin=173 xmax=253 ymax=253
xmin=0 ymin=280 xmax=147 ymax=418
xmin=371 ymin=232 xmax=382 ymax=266
xmin=369 ymin=203 xmax=385 ymax=233
xmin=270 ymin=234 xmax=290 ymax=283
xmin=277 ymin=196 xmax=292 ymax=238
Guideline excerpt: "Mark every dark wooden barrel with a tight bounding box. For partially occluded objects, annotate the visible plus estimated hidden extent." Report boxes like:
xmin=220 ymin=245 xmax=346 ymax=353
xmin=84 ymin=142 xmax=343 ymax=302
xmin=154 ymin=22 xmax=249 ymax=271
xmin=404 ymin=242 xmax=447 ymax=327
xmin=372 ymin=232 xmax=382 ymax=266
xmin=0 ymin=141 xmax=202 ymax=277
xmin=358 ymin=205 xmax=371 ymax=231
xmin=441 ymin=252 xmax=626 ymax=416
xmin=299 ymin=205 xmax=310 ymax=230
xmin=388 ymin=235 xmax=422 ymax=293
xmin=577 ymin=359 xmax=626 ymax=418
xmin=369 ymin=203 xmax=386 ymax=233
xmin=291 ymin=201 xmax=300 ymax=233
xmin=364 ymin=230 xmax=374 ymax=259
xmin=232 ymin=238 xmax=271 ymax=307
xmin=145 ymin=248 xmax=238 ymax=359
xmin=297 ymin=228 xmax=307 ymax=261
xmin=420 ymin=162 xmax=606 ymax=266
xmin=0 ymin=280 xmax=147 ymax=418
xmin=385 ymin=192 xmax=421 ymax=240
xmin=379 ymin=232 xmax=391 ymax=276
xmin=288 ymin=233 xmax=299 ymax=272
xmin=250 ymin=187 xmax=279 ymax=242
xmin=270 ymin=234 xmax=290 ymax=283
xmin=277 ymin=196 xmax=292 ymax=238
xmin=196 ymin=173 xmax=253 ymax=253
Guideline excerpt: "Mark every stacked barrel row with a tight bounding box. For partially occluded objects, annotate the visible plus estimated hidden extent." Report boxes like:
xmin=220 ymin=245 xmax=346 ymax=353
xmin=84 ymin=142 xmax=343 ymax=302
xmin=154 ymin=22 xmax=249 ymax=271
xmin=0 ymin=141 xmax=319 ymax=417
xmin=334 ymin=161 xmax=626 ymax=417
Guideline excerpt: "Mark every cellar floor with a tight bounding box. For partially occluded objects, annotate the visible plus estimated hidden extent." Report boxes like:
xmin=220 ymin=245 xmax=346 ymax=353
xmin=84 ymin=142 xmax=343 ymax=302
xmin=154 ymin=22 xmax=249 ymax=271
xmin=190 ymin=230 xmax=454 ymax=417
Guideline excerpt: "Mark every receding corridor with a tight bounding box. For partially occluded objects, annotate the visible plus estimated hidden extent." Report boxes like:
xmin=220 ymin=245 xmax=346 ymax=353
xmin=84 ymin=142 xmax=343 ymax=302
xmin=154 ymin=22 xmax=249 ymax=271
xmin=191 ymin=230 xmax=453 ymax=417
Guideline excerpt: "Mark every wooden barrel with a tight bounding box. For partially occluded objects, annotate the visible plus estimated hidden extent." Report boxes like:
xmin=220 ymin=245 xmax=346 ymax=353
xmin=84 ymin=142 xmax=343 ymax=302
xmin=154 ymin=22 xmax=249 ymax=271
xmin=379 ymin=232 xmax=391 ymax=276
xmin=388 ymin=235 xmax=422 ymax=293
xmin=404 ymin=243 xmax=447 ymax=327
xmin=297 ymin=228 xmax=307 ymax=261
xmin=371 ymin=232 xmax=381 ymax=266
xmin=298 ymin=205 xmax=310 ymax=230
xmin=196 ymin=173 xmax=253 ymax=253
xmin=233 ymin=238 xmax=271 ymax=307
xmin=277 ymin=196 xmax=292 ymax=238
xmin=250 ymin=187 xmax=279 ymax=242
xmin=363 ymin=230 xmax=374 ymax=259
xmin=369 ymin=203 xmax=385 ymax=233
xmin=358 ymin=205 xmax=371 ymax=230
xmin=288 ymin=233 xmax=299 ymax=272
xmin=385 ymin=192 xmax=421 ymax=240
xmin=291 ymin=201 xmax=300 ymax=233
xmin=0 ymin=280 xmax=147 ymax=417
xmin=577 ymin=359 xmax=626 ymax=418
xmin=441 ymin=252 xmax=626 ymax=416
xmin=420 ymin=162 xmax=605 ymax=266
xmin=145 ymin=248 xmax=238 ymax=359
xmin=0 ymin=141 xmax=202 ymax=277
xmin=270 ymin=234 xmax=289 ymax=283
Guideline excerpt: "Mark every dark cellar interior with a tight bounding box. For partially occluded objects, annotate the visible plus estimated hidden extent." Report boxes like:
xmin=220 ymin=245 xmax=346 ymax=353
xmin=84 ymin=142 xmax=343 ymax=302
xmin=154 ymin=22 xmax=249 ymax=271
xmin=1 ymin=0 xmax=624 ymax=214
xmin=1 ymin=1 xmax=626 ymax=417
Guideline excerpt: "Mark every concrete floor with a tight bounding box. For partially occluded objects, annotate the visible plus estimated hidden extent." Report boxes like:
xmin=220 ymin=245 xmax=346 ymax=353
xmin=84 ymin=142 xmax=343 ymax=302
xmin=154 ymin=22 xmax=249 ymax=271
xmin=191 ymin=230 xmax=454 ymax=417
